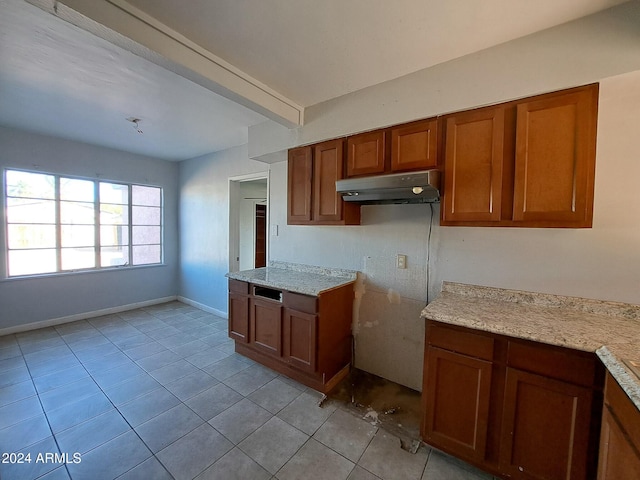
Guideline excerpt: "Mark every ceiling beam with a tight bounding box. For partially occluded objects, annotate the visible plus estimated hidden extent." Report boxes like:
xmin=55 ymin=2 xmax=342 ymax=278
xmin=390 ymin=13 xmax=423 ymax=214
xmin=26 ymin=0 xmax=304 ymax=127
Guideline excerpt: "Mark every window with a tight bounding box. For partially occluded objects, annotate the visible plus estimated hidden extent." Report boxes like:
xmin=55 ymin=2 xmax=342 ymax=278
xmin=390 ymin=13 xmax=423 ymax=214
xmin=5 ymin=169 xmax=163 ymax=277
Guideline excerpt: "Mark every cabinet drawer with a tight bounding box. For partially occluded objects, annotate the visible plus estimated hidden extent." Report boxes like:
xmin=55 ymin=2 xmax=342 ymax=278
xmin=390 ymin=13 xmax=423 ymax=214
xmin=428 ymin=323 xmax=494 ymax=361
xmin=507 ymin=340 xmax=597 ymax=387
xmin=229 ymin=279 xmax=249 ymax=294
xmin=283 ymin=291 xmax=318 ymax=314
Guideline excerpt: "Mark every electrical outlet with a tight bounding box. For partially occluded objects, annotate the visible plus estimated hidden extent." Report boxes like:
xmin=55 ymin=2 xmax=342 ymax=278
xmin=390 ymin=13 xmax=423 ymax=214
xmin=396 ymin=254 xmax=407 ymax=269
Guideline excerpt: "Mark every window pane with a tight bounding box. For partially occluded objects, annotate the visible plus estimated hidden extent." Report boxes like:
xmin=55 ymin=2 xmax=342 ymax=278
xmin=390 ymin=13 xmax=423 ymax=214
xmin=101 ymin=246 xmax=129 ymax=267
xmin=132 ymin=206 xmax=161 ymax=225
xmin=7 ymin=198 xmax=56 ymax=223
xmin=132 ymin=226 xmax=161 ymax=245
xmin=8 ymin=225 xmax=56 ymax=249
xmin=6 ymin=171 xmax=55 ymax=199
xmin=60 ymin=178 xmax=94 ymax=202
xmin=132 ymin=185 xmax=161 ymax=206
xmin=100 ymin=203 xmax=128 ymax=224
xmin=61 ymin=225 xmax=95 ymax=247
xmin=100 ymin=225 xmax=128 ymax=247
xmin=8 ymin=249 xmax=57 ymax=276
xmin=61 ymin=247 xmax=96 ymax=270
xmin=61 ymin=201 xmax=95 ymax=224
xmin=132 ymin=244 xmax=161 ymax=265
xmin=100 ymin=182 xmax=128 ymax=204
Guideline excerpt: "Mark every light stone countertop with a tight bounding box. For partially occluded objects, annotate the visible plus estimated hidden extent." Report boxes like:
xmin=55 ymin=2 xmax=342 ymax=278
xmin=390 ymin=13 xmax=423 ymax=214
xmin=226 ymin=261 xmax=357 ymax=297
xmin=421 ymin=282 xmax=640 ymax=411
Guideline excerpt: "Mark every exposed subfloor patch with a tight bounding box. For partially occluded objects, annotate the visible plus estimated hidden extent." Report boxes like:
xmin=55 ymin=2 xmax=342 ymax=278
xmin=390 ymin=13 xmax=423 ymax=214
xmin=330 ymin=368 xmax=422 ymax=449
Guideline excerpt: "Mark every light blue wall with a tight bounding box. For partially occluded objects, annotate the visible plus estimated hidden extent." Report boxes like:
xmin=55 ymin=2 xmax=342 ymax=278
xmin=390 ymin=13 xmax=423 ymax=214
xmin=0 ymin=127 xmax=179 ymax=330
xmin=178 ymin=144 xmax=267 ymax=314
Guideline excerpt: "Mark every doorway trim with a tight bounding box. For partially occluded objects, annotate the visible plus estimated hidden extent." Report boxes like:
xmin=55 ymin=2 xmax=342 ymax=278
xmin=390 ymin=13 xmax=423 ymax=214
xmin=228 ymin=170 xmax=270 ymax=273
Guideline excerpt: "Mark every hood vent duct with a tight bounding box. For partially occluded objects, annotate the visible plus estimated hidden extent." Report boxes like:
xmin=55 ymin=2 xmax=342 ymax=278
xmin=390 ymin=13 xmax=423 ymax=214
xmin=336 ymin=169 xmax=440 ymax=205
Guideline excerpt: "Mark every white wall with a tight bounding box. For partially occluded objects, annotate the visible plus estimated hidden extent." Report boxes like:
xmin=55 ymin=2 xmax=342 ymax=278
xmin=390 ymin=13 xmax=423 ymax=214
xmin=178 ymin=145 xmax=269 ymax=314
xmin=0 ymin=127 xmax=179 ymax=331
xmin=249 ymin=1 xmax=640 ymax=160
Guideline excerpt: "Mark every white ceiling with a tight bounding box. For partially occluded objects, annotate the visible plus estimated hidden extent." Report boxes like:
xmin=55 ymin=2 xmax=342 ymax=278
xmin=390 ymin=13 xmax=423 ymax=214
xmin=0 ymin=0 xmax=629 ymax=161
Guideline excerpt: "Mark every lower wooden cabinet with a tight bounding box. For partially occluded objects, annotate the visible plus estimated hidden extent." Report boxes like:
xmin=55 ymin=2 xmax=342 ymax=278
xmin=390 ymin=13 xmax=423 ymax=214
xmin=228 ymin=279 xmax=249 ymax=343
xmin=500 ymin=368 xmax=593 ymax=479
xmin=423 ymin=346 xmax=492 ymax=462
xmin=598 ymin=373 xmax=640 ymax=479
xmin=250 ymin=297 xmax=282 ymax=357
xmin=283 ymin=308 xmax=317 ymax=373
xmin=422 ymin=321 xmax=603 ymax=480
xmin=228 ymin=279 xmax=354 ymax=393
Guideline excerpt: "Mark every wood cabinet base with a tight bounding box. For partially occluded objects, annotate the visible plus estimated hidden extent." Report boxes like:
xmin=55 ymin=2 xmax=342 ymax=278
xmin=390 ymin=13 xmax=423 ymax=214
xmin=422 ymin=321 xmax=603 ymax=480
xmin=235 ymin=342 xmax=350 ymax=394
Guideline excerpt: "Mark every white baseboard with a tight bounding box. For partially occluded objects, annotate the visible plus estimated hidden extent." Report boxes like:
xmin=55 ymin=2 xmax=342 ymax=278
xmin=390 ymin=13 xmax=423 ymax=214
xmin=0 ymin=296 xmax=178 ymax=336
xmin=178 ymin=296 xmax=228 ymax=319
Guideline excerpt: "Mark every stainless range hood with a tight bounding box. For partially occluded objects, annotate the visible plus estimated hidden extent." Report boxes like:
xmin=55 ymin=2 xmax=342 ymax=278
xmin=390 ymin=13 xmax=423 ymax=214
xmin=336 ymin=169 xmax=440 ymax=205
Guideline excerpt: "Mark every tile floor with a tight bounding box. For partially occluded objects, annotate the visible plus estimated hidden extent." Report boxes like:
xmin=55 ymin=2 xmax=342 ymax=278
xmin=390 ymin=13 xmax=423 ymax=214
xmin=0 ymin=301 xmax=495 ymax=480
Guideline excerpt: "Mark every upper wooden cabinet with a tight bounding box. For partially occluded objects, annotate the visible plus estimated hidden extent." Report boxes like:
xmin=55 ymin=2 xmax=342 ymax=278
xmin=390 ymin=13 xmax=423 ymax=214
xmin=513 ymin=87 xmax=598 ymax=226
xmin=287 ymin=140 xmax=360 ymax=225
xmin=287 ymin=147 xmax=313 ymax=223
xmin=391 ymin=118 xmax=439 ymax=172
xmin=442 ymin=105 xmax=514 ymax=223
xmin=347 ymin=130 xmax=386 ymax=177
xmin=441 ymin=84 xmax=598 ymax=228
xmin=345 ymin=118 xmax=439 ymax=178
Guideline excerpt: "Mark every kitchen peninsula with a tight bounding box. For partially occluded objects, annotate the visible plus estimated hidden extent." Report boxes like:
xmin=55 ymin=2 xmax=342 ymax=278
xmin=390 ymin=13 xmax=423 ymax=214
xmin=226 ymin=262 xmax=357 ymax=393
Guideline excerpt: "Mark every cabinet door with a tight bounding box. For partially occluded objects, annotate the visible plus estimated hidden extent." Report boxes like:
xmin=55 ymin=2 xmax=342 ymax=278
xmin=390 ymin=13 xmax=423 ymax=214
xmin=288 ymin=146 xmax=313 ymax=224
xmin=313 ymin=139 xmax=345 ymax=222
xmin=513 ymin=86 xmax=597 ymax=226
xmin=391 ymin=118 xmax=438 ymax=172
xmin=500 ymin=368 xmax=593 ymax=480
xmin=442 ymin=106 xmax=509 ymax=223
xmin=598 ymin=406 xmax=640 ymax=480
xmin=283 ymin=308 xmax=317 ymax=373
xmin=598 ymin=373 xmax=640 ymax=480
xmin=347 ymin=131 xmax=386 ymax=177
xmin=250 ymin=298 xmax=282 ymax=358
xmin=423 ymin=346 xmax=492 ymax=462
xmin=228 ymin=292 xmax=249 ymax=343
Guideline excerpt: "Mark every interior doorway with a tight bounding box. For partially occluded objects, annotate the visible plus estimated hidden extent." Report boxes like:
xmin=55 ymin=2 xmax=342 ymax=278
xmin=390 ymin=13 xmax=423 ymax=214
xmin=229 ymin=173 xmax=269 ymax=273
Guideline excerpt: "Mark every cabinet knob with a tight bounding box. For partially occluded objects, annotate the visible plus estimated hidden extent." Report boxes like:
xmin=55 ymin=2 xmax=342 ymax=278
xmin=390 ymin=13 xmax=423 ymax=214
xmin=518 ymin=466 xmax=524 ymax=472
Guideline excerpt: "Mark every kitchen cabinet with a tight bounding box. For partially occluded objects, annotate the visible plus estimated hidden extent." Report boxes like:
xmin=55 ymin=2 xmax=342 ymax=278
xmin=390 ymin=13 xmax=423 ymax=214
xmin=287 ymin=140 xmax=360 ymax=225
xmin=598 ymin=373 xmax=640 ymax=479
xmin=287 ymin=146 xmax=313 ymax=223
xmin=250 ymin=295 xmax=282 ymax=358
xmin=345 ymin=118 xmax=439 ymax=178
xmin=500 ymin=368 xmax=593 ymax=479
xmin=441 ymin=105 xmax=514 ymax=223
xmin=391 ymin=118 xmax=438 ymax=172
xmin=423 ymin=344 xmax=492 ymax=462
xmin=422 ymin=321 xmax=603 ymax=479
xmin=441 ymin=84 xmax=598 ymax=228
xmin=513 ymin=87 xmax=597 ymax=226
xmin=346 ymin=130 xmax=386 ymax=177
xmin=228 ymin=279 xmax=354 ymax=393
xmin=228 ymin=279 xmax=249 ymax=343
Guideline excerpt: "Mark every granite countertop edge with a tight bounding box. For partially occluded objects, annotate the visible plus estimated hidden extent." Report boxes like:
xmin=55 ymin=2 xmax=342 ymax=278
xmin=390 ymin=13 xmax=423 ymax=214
xmin=226 ymin=261 xmax=357 ymax=296
xmin=421 ymin=281 xmax=640 ymax=412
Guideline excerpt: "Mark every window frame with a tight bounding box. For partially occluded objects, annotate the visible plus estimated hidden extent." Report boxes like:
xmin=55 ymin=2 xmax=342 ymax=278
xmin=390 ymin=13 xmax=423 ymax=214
xmin=3 ymin=168 xmax=164 ymax=278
